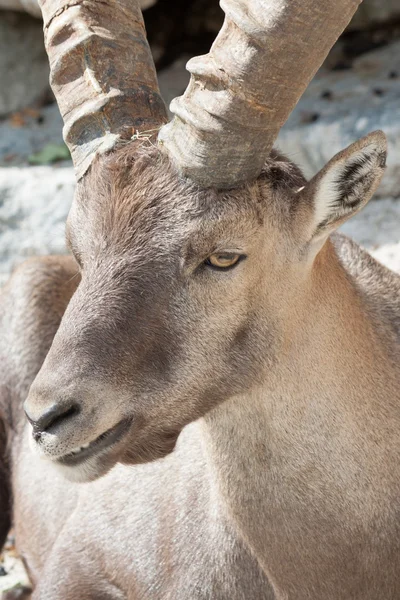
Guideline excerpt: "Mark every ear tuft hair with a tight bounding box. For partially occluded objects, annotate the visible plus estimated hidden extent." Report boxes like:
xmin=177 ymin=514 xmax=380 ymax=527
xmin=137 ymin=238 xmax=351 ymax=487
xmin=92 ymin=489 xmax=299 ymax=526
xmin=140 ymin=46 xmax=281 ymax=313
xmin=310 ymin=131 xmax=387 ymax=235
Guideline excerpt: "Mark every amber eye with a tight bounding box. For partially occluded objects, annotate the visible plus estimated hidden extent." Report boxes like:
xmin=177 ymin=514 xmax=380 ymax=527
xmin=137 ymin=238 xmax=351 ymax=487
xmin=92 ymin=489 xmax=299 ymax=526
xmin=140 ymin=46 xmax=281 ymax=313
xmin=205 ymin=252 xmax=243 ymax=270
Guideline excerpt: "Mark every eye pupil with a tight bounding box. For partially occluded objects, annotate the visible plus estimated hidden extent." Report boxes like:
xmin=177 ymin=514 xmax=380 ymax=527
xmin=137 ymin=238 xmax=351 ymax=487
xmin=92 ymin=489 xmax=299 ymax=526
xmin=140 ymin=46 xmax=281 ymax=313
xmin=218 ymin=254 xmax=234 ymax=264
xmin=205 ymin=253 xmax=242 ymax=270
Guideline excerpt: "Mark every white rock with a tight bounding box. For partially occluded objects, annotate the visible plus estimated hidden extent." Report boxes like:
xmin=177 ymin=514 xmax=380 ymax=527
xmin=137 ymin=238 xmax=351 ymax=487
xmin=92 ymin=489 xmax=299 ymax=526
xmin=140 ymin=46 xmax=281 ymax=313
xmin=0 ymin=165 xmax=75 ymax=286
xmin=0 ymin=11 xmax=50 ymax=116
xmin=277 ymin=41 xmax=400 ymax=198
xmin=0 ymin=547 xmax=30 ymax=595
xmin=340 ymin=197 xmax=400 ymax=273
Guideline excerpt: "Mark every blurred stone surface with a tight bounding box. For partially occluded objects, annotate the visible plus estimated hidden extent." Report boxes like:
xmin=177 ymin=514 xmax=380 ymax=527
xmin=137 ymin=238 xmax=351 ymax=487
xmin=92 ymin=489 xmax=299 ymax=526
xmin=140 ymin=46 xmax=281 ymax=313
xmin=0 ymin=165 xmax=74 ymax=286
xmin=349 ymin=0 xmax=400 ymax=30
xmin=0 ymin=0 xmax=41 ymax=17
xmin=0 ymin=103 xmax=64 ymax=166
xmin=277 ymin=40 xmax=400 ymax=198
xmin=0 ymin=557 xmax=30 ymax=598
xmin=0 ymin=0 xmax=155 ymax=17
xmin=158 ymin=56 xmax=190 ymax=111
xmin=0 ymin=11 xmax=50 ymax=116
xmin=341 ymin=198 xmax=400 ymax=273
xmin=0 ymin=535 xmax=31 ymax=598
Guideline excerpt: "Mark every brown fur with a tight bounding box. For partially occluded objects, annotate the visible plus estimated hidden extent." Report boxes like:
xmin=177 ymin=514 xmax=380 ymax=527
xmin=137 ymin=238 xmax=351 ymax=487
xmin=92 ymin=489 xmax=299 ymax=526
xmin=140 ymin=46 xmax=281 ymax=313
xmin=1 ymin=133 xmax=399 ymax=599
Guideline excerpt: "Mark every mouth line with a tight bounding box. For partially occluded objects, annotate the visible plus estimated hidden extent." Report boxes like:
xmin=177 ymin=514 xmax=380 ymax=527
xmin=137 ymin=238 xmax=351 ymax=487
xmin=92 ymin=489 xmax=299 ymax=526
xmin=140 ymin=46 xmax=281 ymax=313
xmin=56 ymin=419 xmax=131 ymax=467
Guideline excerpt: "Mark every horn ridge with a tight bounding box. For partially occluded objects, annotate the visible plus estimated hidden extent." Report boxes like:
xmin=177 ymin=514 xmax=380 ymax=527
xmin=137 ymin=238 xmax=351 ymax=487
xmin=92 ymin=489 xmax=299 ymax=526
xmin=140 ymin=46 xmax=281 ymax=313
xmin=159 ymin=0 xmax=363 ymax=189
xmin=39 ymin=0 xmax=167 ymax=180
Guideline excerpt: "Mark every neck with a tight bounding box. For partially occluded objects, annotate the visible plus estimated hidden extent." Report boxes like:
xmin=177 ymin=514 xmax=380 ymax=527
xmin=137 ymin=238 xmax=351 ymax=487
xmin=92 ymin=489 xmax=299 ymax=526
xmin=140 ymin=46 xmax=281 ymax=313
xmin=201 ymin=240 xmax=400 ymax=599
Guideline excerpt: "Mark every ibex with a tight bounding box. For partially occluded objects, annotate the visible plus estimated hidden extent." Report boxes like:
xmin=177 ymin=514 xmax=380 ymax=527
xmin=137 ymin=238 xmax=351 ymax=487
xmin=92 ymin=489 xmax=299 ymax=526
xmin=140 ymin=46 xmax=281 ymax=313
xmin=1 ymin=0 xmax=399 ymax=597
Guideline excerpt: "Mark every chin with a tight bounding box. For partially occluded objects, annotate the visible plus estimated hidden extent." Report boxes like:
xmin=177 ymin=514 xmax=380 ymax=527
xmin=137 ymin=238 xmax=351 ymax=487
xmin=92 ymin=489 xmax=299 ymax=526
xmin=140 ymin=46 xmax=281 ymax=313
xmin=47 ymin=425 xmax=181 ymax=482
xmin=45 ymin=418 xmax=132 ymax=483
xmin=52 ymin=449 xmax=120 ymax=483
xmin=120 ymin=429 xmax=181 ymax=465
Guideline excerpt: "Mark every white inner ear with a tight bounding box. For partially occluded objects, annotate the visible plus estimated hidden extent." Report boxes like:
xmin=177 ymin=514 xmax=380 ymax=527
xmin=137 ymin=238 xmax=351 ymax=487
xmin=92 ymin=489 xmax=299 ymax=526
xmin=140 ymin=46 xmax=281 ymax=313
xmin=313 ymin=144 xmax=378 ymax=229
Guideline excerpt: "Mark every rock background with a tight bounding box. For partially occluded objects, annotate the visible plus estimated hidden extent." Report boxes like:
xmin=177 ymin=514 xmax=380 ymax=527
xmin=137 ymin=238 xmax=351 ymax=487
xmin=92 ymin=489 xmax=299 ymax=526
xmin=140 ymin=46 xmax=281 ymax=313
xmin=0 ymin=11 xmax=49 ymax=115
xmin=0 ymin=165 xmax=75 ymax=284
xmin=349 ymin=0 xmax=400 ymax=30
xmin=278 ymin=40 xmax=400 ymax=199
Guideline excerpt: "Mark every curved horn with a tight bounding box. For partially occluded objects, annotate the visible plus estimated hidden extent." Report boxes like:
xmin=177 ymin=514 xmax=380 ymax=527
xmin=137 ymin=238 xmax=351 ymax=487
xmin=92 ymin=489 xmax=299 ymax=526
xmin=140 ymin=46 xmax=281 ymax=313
xmin=158 ymin=0 xmax=363 ymax=189
xmin=39 ymin=0 xmax=168 ymax=180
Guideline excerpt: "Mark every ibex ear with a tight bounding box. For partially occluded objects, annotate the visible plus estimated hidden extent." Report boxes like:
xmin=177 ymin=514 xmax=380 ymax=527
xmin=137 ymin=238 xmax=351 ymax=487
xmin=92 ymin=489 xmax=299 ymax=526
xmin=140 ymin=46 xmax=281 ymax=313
xmin=305 ymin=131 xmax=387 ymax=240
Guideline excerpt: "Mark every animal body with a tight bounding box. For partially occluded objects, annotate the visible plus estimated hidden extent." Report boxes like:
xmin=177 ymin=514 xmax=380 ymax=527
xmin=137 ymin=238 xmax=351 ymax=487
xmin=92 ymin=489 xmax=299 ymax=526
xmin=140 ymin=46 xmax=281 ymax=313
xmin=1 ymin=0 xmax=400 ymax=598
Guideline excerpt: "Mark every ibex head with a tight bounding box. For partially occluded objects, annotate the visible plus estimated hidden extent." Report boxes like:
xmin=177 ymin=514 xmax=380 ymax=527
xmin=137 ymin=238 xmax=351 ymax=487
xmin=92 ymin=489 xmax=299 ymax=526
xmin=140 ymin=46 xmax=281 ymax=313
xmin=24 ymin=0 xmax=386 ymax=482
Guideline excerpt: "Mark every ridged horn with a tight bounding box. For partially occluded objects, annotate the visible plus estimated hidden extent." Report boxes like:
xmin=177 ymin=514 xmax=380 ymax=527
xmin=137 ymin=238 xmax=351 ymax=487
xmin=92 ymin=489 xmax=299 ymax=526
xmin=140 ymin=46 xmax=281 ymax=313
xmin=158 ymin=0 xmax=363 ymax=189
xmin=38 ymin=0 xmax=168 ymax=180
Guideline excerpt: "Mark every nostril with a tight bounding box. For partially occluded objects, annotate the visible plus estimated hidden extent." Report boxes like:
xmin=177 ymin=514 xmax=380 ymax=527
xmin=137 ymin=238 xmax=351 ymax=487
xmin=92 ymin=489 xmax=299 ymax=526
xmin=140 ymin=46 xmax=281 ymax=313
xmin=25 ymin=402 xmax=80 ymax=438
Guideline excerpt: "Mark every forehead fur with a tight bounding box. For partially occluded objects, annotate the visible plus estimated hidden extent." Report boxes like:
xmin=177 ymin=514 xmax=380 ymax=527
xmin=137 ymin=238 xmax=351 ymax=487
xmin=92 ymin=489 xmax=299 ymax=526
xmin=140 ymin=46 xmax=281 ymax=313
xmin=71 ymin=143 xmax=306 ymax=254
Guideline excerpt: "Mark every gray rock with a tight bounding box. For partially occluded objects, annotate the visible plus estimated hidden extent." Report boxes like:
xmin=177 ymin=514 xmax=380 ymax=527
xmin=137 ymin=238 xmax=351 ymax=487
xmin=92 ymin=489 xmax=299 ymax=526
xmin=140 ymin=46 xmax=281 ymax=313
xmin=0 ymin=0 xmax=155 ymax=17
xmin=349 ymin=0 xmax=400 ymax=30
xmin=158 ymin=57 xmax=190 ymax=114
xmin=0 ymin=11 xmax=50 ymax=116
xmin=0 ymin=0 xmax=41 ymax=17
xmin=0 ymin=548 xmax=31 ymax=597
xmin=277 ymin=41 xmax=400 ymax=198
xmin=0 ymin=103 xmax=65 ymax=166
xmin=340 ymin=197 xmax=400 ymax=274
xmin=0 ymin=165 xmax=75 ymax=286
